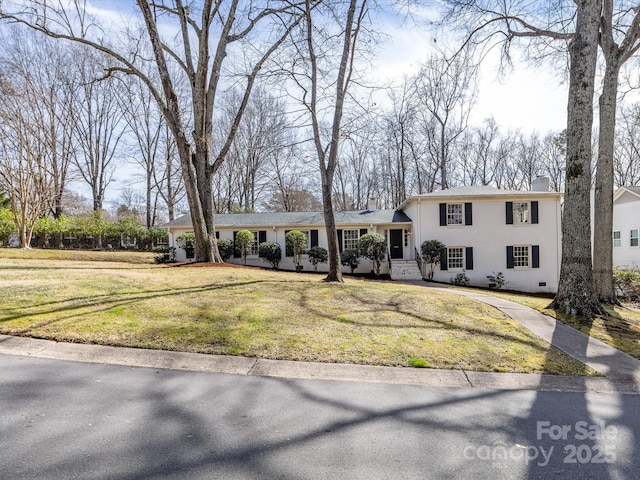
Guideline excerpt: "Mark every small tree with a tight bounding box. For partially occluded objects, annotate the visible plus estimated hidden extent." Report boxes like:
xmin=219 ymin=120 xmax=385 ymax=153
xmin=0 ymin=208 xmax=15 ymax=245
xmin=286 ymin=230 xmax=308 ymax=272
xmin=176 ymin=233 xmax=196 ymax=260
xmin=217 ymin=238 xmax=233 ymax=262
xmin=308 ymin=246 xmax=328 ymax=272
xmin=235 ymin=230 xmax=255 ymax=265
xmin=357 ymin=233 xmax=387 ymax=276
xmin=259 ymin=241 xmax=282 ymax=270
xmin=421 ymin=240 xmax=446 ymax=280
xmin=341 ymin=249 xmax=360 ymax=274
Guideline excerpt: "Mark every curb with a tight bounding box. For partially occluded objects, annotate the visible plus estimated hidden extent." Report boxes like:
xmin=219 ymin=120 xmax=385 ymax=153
xmin=2 ymin=335 xmax=639 ymax=395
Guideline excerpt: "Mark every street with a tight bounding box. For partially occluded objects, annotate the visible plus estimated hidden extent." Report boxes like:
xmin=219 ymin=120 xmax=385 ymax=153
xmin=1 ymin=353 xmax=639 ymax=479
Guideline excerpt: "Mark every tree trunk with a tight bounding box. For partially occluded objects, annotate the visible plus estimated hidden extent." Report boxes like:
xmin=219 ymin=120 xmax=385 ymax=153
xmin=321 ymin=172 xmax=343 ymax=282
xmin=593 ymin=59 xmax=620 ymax=304
xmin=550 ymin=0 xmax=602 ymax=318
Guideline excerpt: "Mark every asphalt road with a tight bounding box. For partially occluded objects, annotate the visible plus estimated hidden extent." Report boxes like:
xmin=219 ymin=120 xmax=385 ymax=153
xmin=2 ymin=353 xmax=639 ymax=480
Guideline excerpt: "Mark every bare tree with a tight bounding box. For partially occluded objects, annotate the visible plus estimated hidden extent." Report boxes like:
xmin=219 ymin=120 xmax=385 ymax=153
xmin=440 ymin=0 xmax=603 ymax=316
xmin=0 ymin=72 xmax=56 ymax=247
xmin=0 ymin=0 xmax=305 ymax=262
xmin=614 ymin=104 xmax=640 ymax=186
xmin=413 ymin=48 xmax=478 ymax=190
xmin=287 ymin=0 xmax=371 ymax=282
xmin=593 ymin=1 xmax=640 ymax=303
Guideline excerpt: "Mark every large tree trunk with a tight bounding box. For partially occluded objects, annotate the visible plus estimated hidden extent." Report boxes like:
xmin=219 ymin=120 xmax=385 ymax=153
xmin=550 ymin=0 xmax=602 ymax=318
xmin=593 ymin=59 xmax=620 ymax=304
xmin=321 ymin=172 xmax=343 ymax=283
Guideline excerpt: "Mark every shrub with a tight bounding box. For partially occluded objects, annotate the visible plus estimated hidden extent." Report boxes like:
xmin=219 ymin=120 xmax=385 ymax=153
xmin=153 ymin=245 xmax=176 ymax=264
xmin=217 ymin=238 xmax=233 ymax=262
xmin=258 ymin=241 xmax=282 ymax=269
xmin=176 ymin=232 xmax=196 ymax=259
xmin=357 ymin=233 xmax=387 ymax=275
xmin=286 ymin=230 xmax=308 ymax=272
xmin=307 ymin=246 xmax=328 ymax=272
xmin=614 ymin=269 xmax=640 ymax=303
xmin=450 ymin=271 xmax=470 ymax=286
xmin=0 ymin=208 xmax=15 ymax=246
xmin=340 ymin=249 xmax=360 ymax=274
xmin=421 ymin=240 xmax=446 ymax=280
xmin=235 ymin=230 xmax=255 ymax=264
xmin=486 ymin=271 xmax=506 ymax=289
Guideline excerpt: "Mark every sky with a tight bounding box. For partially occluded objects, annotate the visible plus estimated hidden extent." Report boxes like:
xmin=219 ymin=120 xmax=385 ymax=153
xmin=67 ymin=0 xmax=571 ymax=208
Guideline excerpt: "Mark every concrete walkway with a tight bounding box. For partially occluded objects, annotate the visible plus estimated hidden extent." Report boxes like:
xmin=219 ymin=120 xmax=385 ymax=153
xmin=2 ymin=283 xmax=640 ymax=395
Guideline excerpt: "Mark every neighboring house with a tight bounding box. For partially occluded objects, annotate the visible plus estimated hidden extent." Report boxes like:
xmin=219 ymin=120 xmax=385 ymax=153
xmin=613 ymin=186 xmax=640 ymax=271
xmin=399 ymin=182 xmax=562 ymax=293
xmin=162 ymin=204 xmax=412 ymax=275
xmin=163 ymin=180 xmax=562 ymax=293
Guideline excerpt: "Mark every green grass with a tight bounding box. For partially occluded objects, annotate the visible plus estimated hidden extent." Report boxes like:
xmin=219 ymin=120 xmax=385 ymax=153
xmin=0 ymin=248 xmax=597 ymax=375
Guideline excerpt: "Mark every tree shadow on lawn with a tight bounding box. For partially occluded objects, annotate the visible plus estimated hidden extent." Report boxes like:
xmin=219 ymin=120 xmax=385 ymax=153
xmin=0 ymin=279 xmax=282 ymax=334
xmin=294 ymin=284 xmax=573 ymax=359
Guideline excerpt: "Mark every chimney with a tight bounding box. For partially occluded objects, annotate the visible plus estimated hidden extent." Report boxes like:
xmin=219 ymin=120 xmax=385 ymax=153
xmin=367 ymin=198 xmax=377 ymax=211
xmin=532 ymin=176 xmax=550 ymax=192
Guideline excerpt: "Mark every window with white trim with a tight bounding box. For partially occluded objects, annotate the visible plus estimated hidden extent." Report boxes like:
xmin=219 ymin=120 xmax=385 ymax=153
xmin=614 ymin=231 xmax=621 ymax=248
xmin=632 ymin=229 xmax=639 ymax=247
xmin=447 ymin=203 xmax=463 ymax=225
xmin=250 ymin=231 xmax=259 ymax=256
xmin=513 ymin=245 xmax=530 ymax=268
xmin=343 ymin=229 xmax=359 ymax=250
xmin=447 ymin=247 xmax=464 ymax=270
xmin=512 ymin=202 xmax=529 ymax=224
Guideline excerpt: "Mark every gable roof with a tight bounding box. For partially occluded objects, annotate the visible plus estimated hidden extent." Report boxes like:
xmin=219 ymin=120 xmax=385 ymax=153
xmin=162 ymin=209 xmax=412 ymax=230
xmin=398 ymin=185 xmax=562 ymax=209
xmin=614 ymin=186 xmax=640 ymax=202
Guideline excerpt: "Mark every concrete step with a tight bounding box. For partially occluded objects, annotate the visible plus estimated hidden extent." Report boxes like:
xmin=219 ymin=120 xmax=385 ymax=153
xmin=390 ymin=260 xmax=423 ymax=281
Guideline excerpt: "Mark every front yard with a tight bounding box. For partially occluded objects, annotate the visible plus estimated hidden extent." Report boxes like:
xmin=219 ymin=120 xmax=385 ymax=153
xmin=0 ymin=249 xmax=597 ymax=375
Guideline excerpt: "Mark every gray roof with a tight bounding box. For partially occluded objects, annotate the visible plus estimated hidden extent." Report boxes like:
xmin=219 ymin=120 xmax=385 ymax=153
xmin=162 ymin=209 xmax=412 ymax=229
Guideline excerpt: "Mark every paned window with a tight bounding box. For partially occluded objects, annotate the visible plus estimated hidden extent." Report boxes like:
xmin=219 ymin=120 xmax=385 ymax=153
xmin=513 ymin=202 xmax=529 ymax=224
xmin=447 ymin=247 xmax=464 ymax=270
xmin=513 ymin=245 xmax=529 ymax=268
xmin=447 ymin=203 xmax=463 ymax=225
xmin=632 ymin=229 xmax=639 ymax=247
xmin=343 ymin=229 xmax=359 ymax=251
xmin=613 ymin=231 xmax=621 ymax=248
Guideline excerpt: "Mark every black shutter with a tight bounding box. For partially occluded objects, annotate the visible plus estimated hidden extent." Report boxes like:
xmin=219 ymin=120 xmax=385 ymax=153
xmin=464 ymin=203 xmax=473 ymax=226
xmin=532 ymin=245 xmax=540 ymax=268
xmin=310 ymin=230 xmax=318 ymax=248
xmin=465 ymin=247 xmax=474 ymax=270
xmin=285 ymin=230 xmax=292 ymax=257
xmin=337 ymin=229 xmax=343 ymax=253
xmin=360 ymin=228 xmax=368 ymax=237
xmin=440 ymin=249 xmax=448 ymax=271
xmin=215 ymin=231 xmax=219 ymax=239
xmin=506 ymin=202 xmax=513 ymax=225
xmin=439 ymin=203 xmax=447 ymax=226
xmin=258 ymin=231 xmax=267 ymax=244
xmin=531 ymin=201 xmax=539 ymax=224
xmin=506 ymin=246 xmax=514 ymax=269
xmin=233 ymin=231 xmax=241 ymax=258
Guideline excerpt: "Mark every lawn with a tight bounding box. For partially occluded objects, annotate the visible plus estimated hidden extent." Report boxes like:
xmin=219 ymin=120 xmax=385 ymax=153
xmin=0 ymin=249 xmax=595 ymax=375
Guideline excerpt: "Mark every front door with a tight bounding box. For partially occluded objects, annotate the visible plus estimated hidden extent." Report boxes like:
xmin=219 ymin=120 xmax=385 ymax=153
xmin=389 ymin=229 xmax=403 ymax=259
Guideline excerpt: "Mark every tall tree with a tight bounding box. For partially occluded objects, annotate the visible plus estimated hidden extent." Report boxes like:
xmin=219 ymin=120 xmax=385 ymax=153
xmin=440 ymin=0 xmax=602 ymax=316
xmin=593 ymin=1 xmax=640 ymax=303
xmin=290 ymin=0 xmax=370 ymax=282
xmin=0 ymin=0 xmax=304 ymax=262
xmin=413 ymin=48 xmax=478 ymax=190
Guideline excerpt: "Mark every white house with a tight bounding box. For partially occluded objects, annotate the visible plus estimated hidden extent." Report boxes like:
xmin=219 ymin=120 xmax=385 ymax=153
xmin=613 ymin=186 xmax=640 ymax=271
xmin=163 ymin=205 xmax=413 ymax=275
xmin=399 ymin=184 xmax=563 ymax=293
xmin=163 ymin=182 xmax=563 ymax=293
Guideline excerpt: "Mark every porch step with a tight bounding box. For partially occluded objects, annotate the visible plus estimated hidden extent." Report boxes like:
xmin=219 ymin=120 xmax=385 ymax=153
xmin=390 ymin=260 xmax=423 ymax=281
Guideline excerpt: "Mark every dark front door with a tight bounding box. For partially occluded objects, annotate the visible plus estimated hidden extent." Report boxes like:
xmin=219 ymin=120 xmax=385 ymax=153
xmin=389 ymin=229 xmax=403 ymax=259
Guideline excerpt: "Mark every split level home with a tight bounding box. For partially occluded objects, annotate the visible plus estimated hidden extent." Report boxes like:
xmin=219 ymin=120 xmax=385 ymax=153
xmin=162 ymin=177 xmax=562 ymax=293
xmin=613 ymin=186 xmax=640 ymax=271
